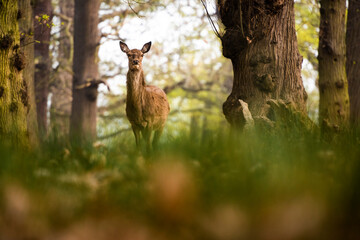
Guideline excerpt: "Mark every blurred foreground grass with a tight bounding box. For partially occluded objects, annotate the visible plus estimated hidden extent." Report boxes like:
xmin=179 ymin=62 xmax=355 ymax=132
xmin=1 ymin=127 xmax=360 ymax=240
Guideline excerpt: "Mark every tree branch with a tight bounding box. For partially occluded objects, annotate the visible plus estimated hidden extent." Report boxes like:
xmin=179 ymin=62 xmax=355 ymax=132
xmin=99 ymin=9 xmax=129 ymax=22
xmin=75 ymin=79 xmax=111 ymax=92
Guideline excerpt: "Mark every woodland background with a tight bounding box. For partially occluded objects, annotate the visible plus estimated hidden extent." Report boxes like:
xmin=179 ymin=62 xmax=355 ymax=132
xmin=0 ymin=0 xmax=360 ymax=239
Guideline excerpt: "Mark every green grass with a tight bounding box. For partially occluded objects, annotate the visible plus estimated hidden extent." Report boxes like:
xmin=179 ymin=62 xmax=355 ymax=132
xmin=0 ymin=127 xmax=359 ymax=239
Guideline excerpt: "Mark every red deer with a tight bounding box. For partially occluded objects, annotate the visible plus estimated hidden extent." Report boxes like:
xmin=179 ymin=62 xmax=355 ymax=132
xmin=120 ymin=41 xmax=170 ymax=152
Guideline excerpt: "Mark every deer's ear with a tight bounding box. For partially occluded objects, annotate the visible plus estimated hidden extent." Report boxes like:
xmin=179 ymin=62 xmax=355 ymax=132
xmin=141 ymin=42 xmax=152 ymax=53
xmin=119 ymin=41 xmax=130 ymax=53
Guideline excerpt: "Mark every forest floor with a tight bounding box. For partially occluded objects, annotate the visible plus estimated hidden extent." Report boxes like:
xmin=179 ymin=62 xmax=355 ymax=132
xmin=0 ymin=128 xmax=360 ymax=240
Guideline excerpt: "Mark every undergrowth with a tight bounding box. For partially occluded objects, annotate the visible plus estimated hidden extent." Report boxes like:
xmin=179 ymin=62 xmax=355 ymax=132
xmin=0 ymin=127 xmax=359 ymax=239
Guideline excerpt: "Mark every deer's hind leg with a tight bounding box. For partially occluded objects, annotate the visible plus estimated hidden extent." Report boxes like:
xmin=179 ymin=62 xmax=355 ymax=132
xmin=152 ymin=128 xmax=163 ymax=150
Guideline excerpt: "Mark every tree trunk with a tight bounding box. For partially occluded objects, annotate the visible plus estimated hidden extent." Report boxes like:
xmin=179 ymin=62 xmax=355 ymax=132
xmin=318 ymin=0 xmax=349 ymax=136
xmin=217 ymin=0 xmax=307 ymax=129
xmin=70 ymin=0 xmax=100 ymax=143
xmin=18 ymin=0 xmax=39 ymax=146
xmin=0 ymin=0 xmax=28 ymax=144
xmin=50 ymin=0 xmax=74 ymax=137
xmin=33 ymin=0 xmax=52 ymax=136
xmin=346 ymin=0 xmax=360 ymax=127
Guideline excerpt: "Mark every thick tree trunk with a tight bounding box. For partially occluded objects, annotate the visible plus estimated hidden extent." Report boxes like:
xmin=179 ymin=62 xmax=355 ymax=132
xmin=33 ymin=0 xmax=52 ymax=136
xmin=18 ymin=0 xmax=39 ymax=146
xmin=318 ymin=0 xmax=349 ymax=135
xmin=50 ymin=0 xmax=74 ymax=137
xmin=346 ymin=0 xmax=360 ymax=127
xmin=218 ymin=0 xmax=307 ymax=129
xmin=70 ymin=0 xmax=100 ymax=143
xmin=0 ymin=0 xmax=28 ymax=144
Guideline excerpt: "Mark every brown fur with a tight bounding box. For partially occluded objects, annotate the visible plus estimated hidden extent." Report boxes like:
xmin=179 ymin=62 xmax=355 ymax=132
xmin=120 ymin=41 xmax=170 ymax=151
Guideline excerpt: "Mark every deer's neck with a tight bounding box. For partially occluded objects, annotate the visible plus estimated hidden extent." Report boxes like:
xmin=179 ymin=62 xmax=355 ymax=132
xmin=126 ymin=69 xmax=146 ymax=110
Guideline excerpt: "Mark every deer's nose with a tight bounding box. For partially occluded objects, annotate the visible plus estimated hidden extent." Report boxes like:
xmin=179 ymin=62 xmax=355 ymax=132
xmin=133 ymin=60 xmax=139 ymax=65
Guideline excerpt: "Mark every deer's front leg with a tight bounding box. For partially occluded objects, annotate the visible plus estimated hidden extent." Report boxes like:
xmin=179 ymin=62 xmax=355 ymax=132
xmin=132 ymin=126 xmax=141 ymax=149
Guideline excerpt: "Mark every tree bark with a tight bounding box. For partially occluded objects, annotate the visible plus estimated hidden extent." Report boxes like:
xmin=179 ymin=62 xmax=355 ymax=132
xmin=217 ymin=0 xmax=307 ymax=129
xmin=346 ymin=0 xmax=360 ymax=127
xmin=18 ymin=0 xmax=39 ymax=146
xmin=50 ymin=0 xmax=74 ymax=137
xmin=70 ymin=0 xmax=101 ymax=143
xmin=318 ymin=0 xmax=349 ymax=136
xmin=33 ymin=0 xmax=52 ymax=136
xmin=0 ymin=0 xmax=28 ymax=144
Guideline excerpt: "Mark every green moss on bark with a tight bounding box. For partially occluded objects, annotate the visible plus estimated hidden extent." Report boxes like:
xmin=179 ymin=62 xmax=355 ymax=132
xmin=0 ymin=0 xmax=28 ymax=144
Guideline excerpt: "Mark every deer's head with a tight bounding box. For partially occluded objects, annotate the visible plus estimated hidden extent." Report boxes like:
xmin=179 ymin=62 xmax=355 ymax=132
xmin=120 ymin=41 xmax=151 ymax=71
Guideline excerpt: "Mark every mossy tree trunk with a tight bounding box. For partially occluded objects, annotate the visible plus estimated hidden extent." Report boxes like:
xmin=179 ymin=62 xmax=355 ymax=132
xmin=18 ymin=0 xmax=39 ymax=146
xmin=346 ymin=0 xmax=360 ymax=128
xmin=318 ymin=0 xmax=349 ymax=136
xmin=217 ymin=0 xmax=307 ymax=129
xmin=33 ymin=0 xmax=52 ymax=137
xmin=50 ymin=0 xmax=74 ymax=137
xmin=0 ymin=0 xmax=29 ymax=144
xmin=69 ymin=0 xmax=101 ymax=143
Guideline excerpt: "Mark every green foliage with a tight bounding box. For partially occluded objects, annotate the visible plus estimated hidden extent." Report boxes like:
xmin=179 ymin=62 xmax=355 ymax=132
xmin=1 ymin=126 xmax=359 ymax=238
xmin=295 ymin=0 xmax=320 ymax=71
xmin=36 ymin=14 xmax=54 ymax=28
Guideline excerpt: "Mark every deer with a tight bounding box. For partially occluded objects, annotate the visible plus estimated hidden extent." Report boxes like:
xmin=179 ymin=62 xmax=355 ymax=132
xmin=120 ymin=41 xmax=170 ymax=153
